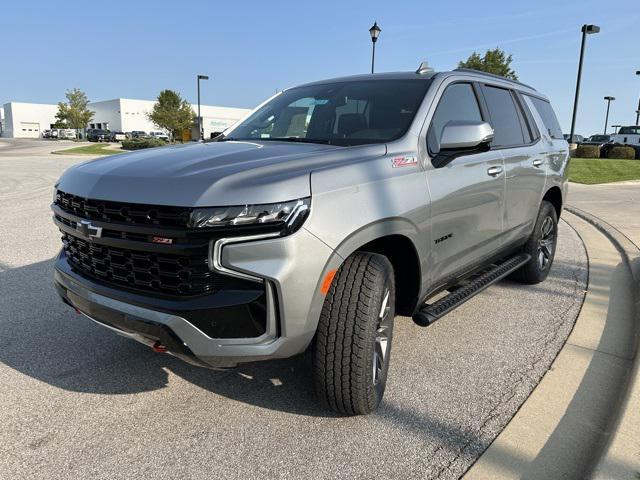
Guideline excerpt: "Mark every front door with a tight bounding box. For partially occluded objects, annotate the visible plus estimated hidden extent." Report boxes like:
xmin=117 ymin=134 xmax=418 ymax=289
xmin=424 ymin=81 xmax=505 ymax=287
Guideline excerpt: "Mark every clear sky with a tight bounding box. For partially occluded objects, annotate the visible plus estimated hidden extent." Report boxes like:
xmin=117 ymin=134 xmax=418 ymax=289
xmin=2 ymin=0 xmax=639 ymax=136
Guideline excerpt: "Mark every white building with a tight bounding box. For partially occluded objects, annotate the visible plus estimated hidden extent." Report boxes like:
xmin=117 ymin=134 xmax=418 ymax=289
xmin=1 ymin=102 xmax=60 ymax=138
xmin=0 ymin=98 xmax=251 ymax=139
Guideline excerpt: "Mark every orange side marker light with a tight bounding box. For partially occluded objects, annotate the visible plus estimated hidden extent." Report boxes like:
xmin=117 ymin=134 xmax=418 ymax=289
xmin=320 ymin=270 xmax=337 ymax=295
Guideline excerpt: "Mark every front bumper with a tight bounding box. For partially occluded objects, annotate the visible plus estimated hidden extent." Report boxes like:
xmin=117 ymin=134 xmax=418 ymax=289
xmin=54 ymin=226 xmax=340 ymax=368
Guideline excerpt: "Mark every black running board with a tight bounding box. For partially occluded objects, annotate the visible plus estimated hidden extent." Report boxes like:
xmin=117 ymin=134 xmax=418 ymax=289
xmin=412 ymin=253 xmax=531 ymax=327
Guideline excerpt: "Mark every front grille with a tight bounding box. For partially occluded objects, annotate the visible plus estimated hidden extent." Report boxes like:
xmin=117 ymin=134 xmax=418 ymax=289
xmin=55 ymin=190 xmax=191 ymax=228
xmin=62 ymin=232 xmax=223 ymax=296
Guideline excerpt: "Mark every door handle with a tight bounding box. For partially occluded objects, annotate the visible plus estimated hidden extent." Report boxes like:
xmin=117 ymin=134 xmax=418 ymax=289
xmin=533 ymin=159 xmax=543 ymax=167
xmin=487 ymin=166 xmax=503 ymax=177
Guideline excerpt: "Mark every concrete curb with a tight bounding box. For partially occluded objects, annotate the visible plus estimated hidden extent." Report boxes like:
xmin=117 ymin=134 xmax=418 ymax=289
xmin=567 ymin=206 xmax=640 ymax=479
xmin=463 ymin=210 xmax=640 ymax=479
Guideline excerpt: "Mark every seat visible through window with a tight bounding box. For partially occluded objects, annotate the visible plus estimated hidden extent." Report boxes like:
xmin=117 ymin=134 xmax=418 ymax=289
xmin=337 ymin=113 xmax=367 ymax=137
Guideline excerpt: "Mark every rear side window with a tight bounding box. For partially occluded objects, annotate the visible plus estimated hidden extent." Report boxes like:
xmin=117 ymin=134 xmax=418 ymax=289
xmin=526 ymin=96 xmax=563 ymax=140
xmin=481 ymin=85 xmax=525 ymax=147
xmin=428 ymin=82 xmax=483 ymax=152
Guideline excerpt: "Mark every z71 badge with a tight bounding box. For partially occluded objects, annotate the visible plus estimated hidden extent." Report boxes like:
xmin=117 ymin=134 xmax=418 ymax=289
xmin=391 ymin=156 xmax=418 ymax=168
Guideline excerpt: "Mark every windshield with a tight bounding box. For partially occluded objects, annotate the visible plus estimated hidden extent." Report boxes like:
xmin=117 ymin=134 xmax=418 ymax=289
xmin=221 ymin=79 xmax=432 ymax=146
xmin=587 ymin=135 xmax=609 ymax=142
xmin=618 ymin=127 xmax=640 ymax=135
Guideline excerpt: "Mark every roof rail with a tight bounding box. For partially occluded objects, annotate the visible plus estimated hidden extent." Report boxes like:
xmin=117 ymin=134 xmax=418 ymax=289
xmin=453 ymin=68 xmax=537 ymax=91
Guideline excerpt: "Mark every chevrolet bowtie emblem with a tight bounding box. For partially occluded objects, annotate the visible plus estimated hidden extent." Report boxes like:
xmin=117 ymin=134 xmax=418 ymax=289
xmin=76 ymin=220 xmax=102 ymax=239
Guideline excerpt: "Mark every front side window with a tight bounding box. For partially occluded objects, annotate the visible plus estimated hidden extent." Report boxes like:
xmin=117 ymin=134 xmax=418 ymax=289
xmin=482 ymin=86 xmax=525 ymax=147
xmin=427 ymin=82 xmax=483 ymax=153
xmin=221 ymin=79 xmax=432 ymax=146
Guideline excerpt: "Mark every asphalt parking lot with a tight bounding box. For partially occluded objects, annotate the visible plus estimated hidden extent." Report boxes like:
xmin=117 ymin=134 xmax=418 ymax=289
xmin=0 ymin=139 xmax=588 ymax=480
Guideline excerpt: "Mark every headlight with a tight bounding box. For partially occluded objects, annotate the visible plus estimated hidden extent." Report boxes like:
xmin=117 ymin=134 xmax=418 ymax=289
xmin=189 ymin=197 xmax=310 ymax=234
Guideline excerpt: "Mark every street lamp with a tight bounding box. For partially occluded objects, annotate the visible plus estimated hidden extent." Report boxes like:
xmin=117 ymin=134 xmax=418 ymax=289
xmin=197 ymin=74 xmax=209 ymax=141
xmin=603 ymin=96 xmax=615 ymax=134
xmin=569 ymin=24 xmax=600 ymax=144
xmin=369 ymin=22 xmax=381 ymax=74
xmin=635 ymin=70 xmax=640 ymax=125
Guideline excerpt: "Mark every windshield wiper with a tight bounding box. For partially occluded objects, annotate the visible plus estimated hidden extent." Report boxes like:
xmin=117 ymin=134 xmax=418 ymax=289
xmin=213 ymin=135 xmax=236 ymax=142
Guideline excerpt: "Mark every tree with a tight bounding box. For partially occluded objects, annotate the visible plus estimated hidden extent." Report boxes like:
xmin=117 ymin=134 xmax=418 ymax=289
xmin=458 ymin=48 xmax=518 ymax=80
xmin=147 ymin=90 xmax=194 ymax=141
xmin=55 ymin=88 xmax=94 ymax=135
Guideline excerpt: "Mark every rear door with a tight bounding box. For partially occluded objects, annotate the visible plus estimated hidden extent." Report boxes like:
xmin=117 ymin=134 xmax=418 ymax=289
xmin=425 ymin=81 xmax=505 ymax=286
xmin=479 ymin=85 xmax=546 ymax=245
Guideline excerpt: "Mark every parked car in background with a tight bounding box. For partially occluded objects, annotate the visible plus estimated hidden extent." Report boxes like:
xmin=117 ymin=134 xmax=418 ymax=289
xmin=582 ymin=134 xmax=611 ymax=145
xmin=131 ymin=131 xmax=148 ymax=138
xmin=87 ymin=129 xmax=110 ymax=142
xmin=52 ymin=67 xmax=569 ymax=415
xmin=607 ymin=126 xmax=640 ymax=158
xmin=58 ymin=129 xmax=77 ymax=140
xmin=50 ymin=129 xmax=59 ymax=139
xmin=563 ymin=134 xmax=584 ymax=144
xmin=149 ymin=131 xmax=170 ymax=141
xmin=108 ymin=131 xmax=127 ymax=142
xmin=581 ymin=134 xmax=611 ymax=156
xmin=42 ymin=130 xmax=52 ymax=139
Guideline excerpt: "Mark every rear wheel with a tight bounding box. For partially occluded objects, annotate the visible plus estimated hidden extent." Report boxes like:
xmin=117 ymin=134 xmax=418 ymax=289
xmin=512 ymin=200 xmax=558 ymax=284
xmin=313 ymin=252 xmax=395 ymax=415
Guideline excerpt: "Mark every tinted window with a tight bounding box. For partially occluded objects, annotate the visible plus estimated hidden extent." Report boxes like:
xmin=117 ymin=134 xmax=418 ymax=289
xmin=526 ymin=96 xmax=563 ymax=140
xmin=587 ymin=135 xmax=609 ymax=142
xmin=482 ymin=86 xmax=525 ymax=147
xmin=618 ymin=126 xmax=640 ymax=135
xmin=223 ymin=79 xmax=431 ymax=146
xmin=428 ymin=83 xmax=482 ymax=152
xmin=514 ymin=93 xmax=540 ymax=143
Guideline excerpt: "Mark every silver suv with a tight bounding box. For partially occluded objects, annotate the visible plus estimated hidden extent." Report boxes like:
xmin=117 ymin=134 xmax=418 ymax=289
xmin=52 ymin=66 xmax=568 ymax=415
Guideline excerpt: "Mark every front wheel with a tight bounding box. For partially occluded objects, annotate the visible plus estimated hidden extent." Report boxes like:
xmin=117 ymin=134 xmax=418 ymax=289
xmin=512 ymin=200 xmax=558 ymax=284
xmin=313 ymin=252 xmax=395 ymax=415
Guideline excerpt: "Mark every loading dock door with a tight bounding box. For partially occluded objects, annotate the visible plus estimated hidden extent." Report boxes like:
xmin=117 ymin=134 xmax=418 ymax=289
xmin=19 ymin=122 xmax=40 ymax=138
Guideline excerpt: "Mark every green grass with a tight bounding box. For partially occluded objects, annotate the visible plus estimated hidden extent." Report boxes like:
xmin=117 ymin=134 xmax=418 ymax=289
xmin=569 ymin=158 xmax=640 ymax=185
xmin=52 ymin=143 xmax=125 ymax=156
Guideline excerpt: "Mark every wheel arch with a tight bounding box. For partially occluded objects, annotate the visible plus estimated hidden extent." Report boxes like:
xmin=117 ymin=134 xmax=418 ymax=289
xmin=332 ymin=219 xmax=423 ymax=316
xmin=542 ymin=186 xmax=563 ymax=218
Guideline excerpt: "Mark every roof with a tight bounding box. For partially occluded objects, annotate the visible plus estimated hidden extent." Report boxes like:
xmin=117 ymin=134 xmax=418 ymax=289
xmin=297 ymin=71 xmax=437 ymax=88
xmin=294 ymin=68 xmax=537 ymax=94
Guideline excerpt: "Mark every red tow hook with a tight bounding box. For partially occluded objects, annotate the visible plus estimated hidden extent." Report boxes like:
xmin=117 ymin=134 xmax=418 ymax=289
xmin=152 ymin=341 xmax=168 ymax=353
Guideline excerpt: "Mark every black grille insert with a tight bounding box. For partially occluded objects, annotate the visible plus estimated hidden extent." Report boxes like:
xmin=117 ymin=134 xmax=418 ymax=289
xmin=62 ymin=232 xmax=226 ymax=296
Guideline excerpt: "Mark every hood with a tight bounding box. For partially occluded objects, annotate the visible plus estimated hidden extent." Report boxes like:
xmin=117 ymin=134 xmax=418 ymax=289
xmin=56 ymin=140 xmax=386 ymax=206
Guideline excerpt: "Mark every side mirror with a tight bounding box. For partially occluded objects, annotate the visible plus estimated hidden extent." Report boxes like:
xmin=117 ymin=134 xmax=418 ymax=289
xmin=432 ymin=120 xmax=494 ymax=168
xmin=440 ymin=120 xmax=494 ymax=150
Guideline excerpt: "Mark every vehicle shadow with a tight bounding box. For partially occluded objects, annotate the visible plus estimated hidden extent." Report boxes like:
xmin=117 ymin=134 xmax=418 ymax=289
xmin=0 ymin=257 xmax=335 ymax=417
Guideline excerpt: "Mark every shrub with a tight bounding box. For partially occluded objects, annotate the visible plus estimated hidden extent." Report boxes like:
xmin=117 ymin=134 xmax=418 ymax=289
xmin=575 ymin=145 xmax=600 ymax=158
xmin=607 ymin=145 xmax=636 ymax=160
xmin=121 ymin=137 xmax=167 ymax=150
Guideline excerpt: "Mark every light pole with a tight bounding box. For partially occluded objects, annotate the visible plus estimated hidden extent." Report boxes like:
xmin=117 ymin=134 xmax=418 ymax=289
xmin=197 ymin=74 xmax=209 ymax=141
xmin=369 ymin=22 xmax=381 ymax=74
xmin=603 ymin=96 xmax=615 ymax=134
xmin=569 ymin=24 xmax=600 ymax=144
xmin=635 ymin=71 xmax=640 ymax=125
